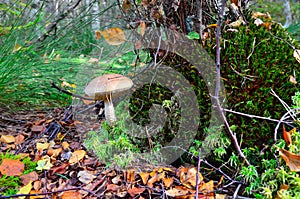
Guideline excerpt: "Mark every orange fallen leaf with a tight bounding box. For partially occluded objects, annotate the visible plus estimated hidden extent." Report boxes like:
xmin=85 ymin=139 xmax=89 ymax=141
xmin=0 ymin=159 xmax=24 ymax=176
xmin=279 ymin=148 xmax=300 ymax=172
xmin=163 ymin=177 xmax=174 ymax=188
xmin=107 ymin=184 xmax=120 ymax=192
xmin=122 ymin=0 xmax=132 ymax=13
xmin=61 ymin=190 xmax=82 ymax=199
xmin=128 ymin=187 xmax=146 ymax=197
xmin=127 ymin=169 xmax=135 ymax=183
xmin=101 ymin=28 xmax=126 ymax=46
xmin=69 ymin=150 xmax=86 ymax=164
xmin=139 ymin=172 xmax=150 ymax=184
xmin=95 ymin=30 xmax=101 ymax=40
xmin=15 ymin=134 xmax=25 ymax=145
xmin=283 ymin=125 xmax=295 ymax=146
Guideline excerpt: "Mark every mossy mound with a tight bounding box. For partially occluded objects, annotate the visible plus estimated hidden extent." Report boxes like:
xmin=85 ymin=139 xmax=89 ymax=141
xmin=205 ymin=19 xmax=299 ymax=146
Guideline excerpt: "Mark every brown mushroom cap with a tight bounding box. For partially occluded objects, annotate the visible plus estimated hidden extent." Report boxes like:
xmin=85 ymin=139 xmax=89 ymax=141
xmin=84 ymin=74 xmax=133 ymax=100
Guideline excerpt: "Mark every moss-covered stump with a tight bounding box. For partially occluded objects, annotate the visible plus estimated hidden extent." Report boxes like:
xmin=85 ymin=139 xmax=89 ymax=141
xmin=205 ymin=19 xmax=300 ymax=146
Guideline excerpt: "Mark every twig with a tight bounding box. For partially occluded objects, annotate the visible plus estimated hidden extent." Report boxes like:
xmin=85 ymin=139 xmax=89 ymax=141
xmin=214 ymin=0 xmax=250 ymax=166
xmin=223 ymin=108 xmax=294 ymax=125
xmin=233 ymin=183 xmax=242 ymax=199
xmin=50 ymin=81 xmax=95 ymax=101
xmin=195 ymin=149 xmax=202 ymax=199
xmin=270 ymin=89 xmax=297 ymax=121
xmin=274 ymin=108 xmax=300 ymax=141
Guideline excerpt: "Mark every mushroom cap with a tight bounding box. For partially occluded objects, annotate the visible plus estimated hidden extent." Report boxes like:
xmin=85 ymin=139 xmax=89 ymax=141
xmin=84 ymin=73 xmax=133 ymax=100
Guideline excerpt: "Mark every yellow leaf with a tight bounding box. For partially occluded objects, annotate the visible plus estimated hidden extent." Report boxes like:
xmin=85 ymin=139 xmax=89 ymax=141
xmin=228 ymin=17 xmax=245 ymax=28
xmin=13 ymin=43 xmax=22 ymax=53
xmin=36 ymin=157 xmax=53 ymax=171
xmin=69 ymin=150 xmax=86 ymax=164
xmin=294 ymin=49 xmax=300 ymax=64
xmin=0 ymin=135 xmax=15 ymax=144
xmin=36 ymin=142 xmax=50 ymax=151
xmin=101 ymin=28 xmax=126 ymax=46
xmin=17 ymin=181 xmax=32 ymax=199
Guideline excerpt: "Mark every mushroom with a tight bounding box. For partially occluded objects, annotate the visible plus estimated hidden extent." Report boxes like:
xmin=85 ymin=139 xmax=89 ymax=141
xmin=84 ymin=74 xmax=133 ymax=125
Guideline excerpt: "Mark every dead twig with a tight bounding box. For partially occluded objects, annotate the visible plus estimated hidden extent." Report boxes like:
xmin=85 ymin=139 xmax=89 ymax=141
xmin=214 ymin=0 xmax=250 ymax=166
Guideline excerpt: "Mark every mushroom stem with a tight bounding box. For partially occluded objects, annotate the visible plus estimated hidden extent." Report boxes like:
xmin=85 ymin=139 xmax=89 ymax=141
xmin=104 ymin=100 xmax=116 ymax=125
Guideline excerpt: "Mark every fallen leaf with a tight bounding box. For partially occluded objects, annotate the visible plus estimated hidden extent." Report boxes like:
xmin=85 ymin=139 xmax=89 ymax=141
xmin=17 ymin=181 xmax=32 ymax=199
xmin=279 ymin=148 xmax=300 ymax=172
xmin=139 ymin=172 xmax=150 ymax=184
xmin=163 ymin=177 xmax=174 ymax=188
xmin=294 ymin=49 xmax=300 ymax=64
xmin=289 ymin=75 xmax=297 ymax=85
xmin=198 ymin=180 xmax=214 ymax=194
xmin=228 ymin=17 xmax=245 ymax=28
xmin=62 ymin=141 xmax=70 ymax=150
xmin=165 ymin=186 xmax=190 ymax=197
xmin=122 ymin=0 xmax=132 ymax=13
xmin=61 ymin=190 xmax=82 ymax=199
xmin=128 ymin=187 xmax=146 ymax=197
xmin=101 ymin=28 xmax=126 ymax=46
xmin=95 ymin=30 xmax=101 ymax=40
xmin=15 ymin=134 xmax=25 ymax=145
xmin=36 ymin=142 xmax=51 ymax=151
xmin=69 ymin=150 xmax=86 ymax=164
xmin=77 ymin=170 xmax=96 ymax=184
xmin=13 ymin=43 xmax=22 ymax=53
xmin=106 ymin=184 xmax=120 ymax=192
xmin=36 ymin=156 xmax=53 ymax=171
xmin=20 ymin=171 xmax=38 ymax=185
xmin=31 ymin=125 xmax=45 ymax=133
xmin=0 ymin=159 xmax=24 ymax=176
xmin=47 ymin=147 xmax=62 ymax=158
xmin=283 ymin=125 xmax=295 ymax=146
xmin=0 ymin=135 xmax=15 ymax=144
xmin=127 ymin=169 xmax=135 ymax=183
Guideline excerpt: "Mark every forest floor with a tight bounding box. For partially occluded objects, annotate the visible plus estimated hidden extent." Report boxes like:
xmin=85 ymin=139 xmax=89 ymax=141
xmin=0 ymin=107 xmax=230 ymax=199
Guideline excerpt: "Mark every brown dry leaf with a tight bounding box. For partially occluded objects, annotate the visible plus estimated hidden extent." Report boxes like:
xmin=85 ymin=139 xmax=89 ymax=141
xmin=128 ymin=187 xmax=146 ymax=197
xmin=33 ymin=180 xmax=42 ymax=191
xmin=275 ymin=184 xmax=290 ymax=199
xmin=0 ymin=159 xmax=24 ymax=176
xmin=122 ymin=0 xmax=132 ymax=13
xmin=112 ymin=174 xmax=122 ymax=184
xmin=77 ymin=170 xmax=96 ymax=184
xmin=48 ymin=162 xmax=70 ymax=176
xmin=279 ymin=148 xmax=300 ymax=172
xmin=147 ymin=173 xmax=160 ymax=188
xmin=283 ymin=125 xmax=295 ymax=146
xmin=165 ymin=186 xmax=191 ymax=197
xmin=69 ymin=150 xmax=86 ymax=164
xmin=163 ymin=177 xmax=174 ymax=188
xmin=107 ymin=184 xmax=120 ymax=192
xmin=0 ymin=135 xmax=15 ymax=144
xmin=62 ymin=141 xmax=70 ymax=150
xmin=252 ymin=11 xmax=271 ymax=19
xmin=101 ymin=28 xmax=126 ymax=46
xmin=61 ymin=190 xmax=82 ymax=199
xmin=139 ymin=172 xmax=150 ymax=184
xmin=139 ymin=21 xmax=146 ymax=36
xmin=47 ymin=147 xmax=62 ymax=158
xmin=20 ymin=171 xmax=38 ymax=185
xmin=127 ymin=169 xmax=135 ymax=183
xmin=198 ymin=180 xmax=214 ymax=195
xmin=95 ymin=30 xmax=101 ymax=40
xmin=15 ymin=134 xmax=25 ymax=145
xmin=294 ymin=49 xmax=300 ymax=64
xmin=17 ymin=181 xmax=32 ymax=199
xmin=289 ymin=75 xmax=297 ymax=85
xmin=29 ymin=190 xmax=45 ymax=199
xmin=31 ymin=125 xmax=45 ymax=133
xmin=228 ymin=17 xmax=245 ymax=28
